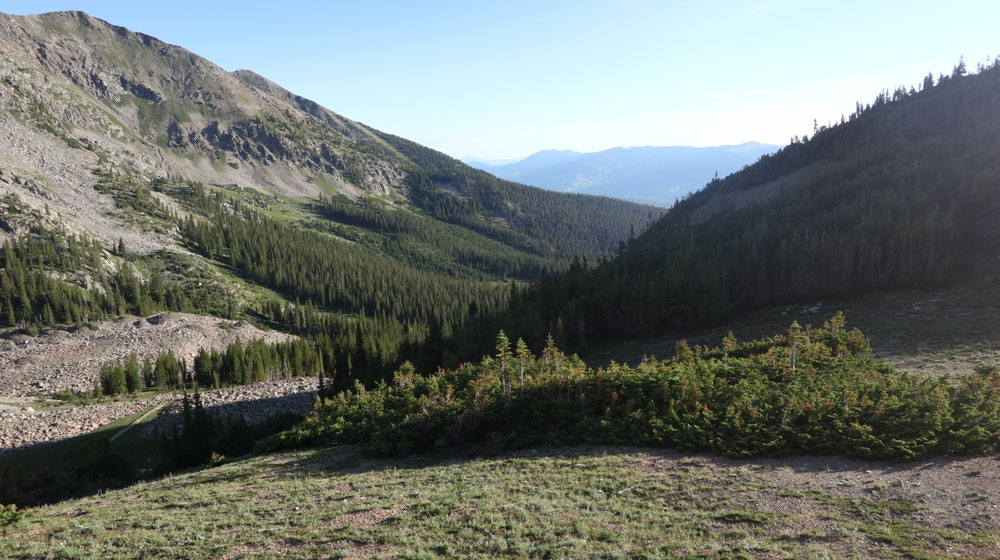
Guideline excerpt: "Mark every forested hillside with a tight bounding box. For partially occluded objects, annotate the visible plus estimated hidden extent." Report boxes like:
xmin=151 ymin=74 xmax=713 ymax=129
xmin=449 ymin=59 xmax=1000 ymax=358
xmin=0 ymin=11 xmax=660 ymax=388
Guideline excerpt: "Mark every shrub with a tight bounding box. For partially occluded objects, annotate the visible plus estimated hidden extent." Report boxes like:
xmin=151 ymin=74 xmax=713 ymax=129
xmin=0 ymin=504 xmax=30 ymax=529
xmin=263 ymin=315 xmax=999 ymax=461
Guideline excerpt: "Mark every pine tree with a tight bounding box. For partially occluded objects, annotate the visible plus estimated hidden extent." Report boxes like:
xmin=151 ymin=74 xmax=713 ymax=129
xmin=124 ymin=353 xmax=141 ymax=393
xmin=142 ymin=357 xmax=154 ymax=389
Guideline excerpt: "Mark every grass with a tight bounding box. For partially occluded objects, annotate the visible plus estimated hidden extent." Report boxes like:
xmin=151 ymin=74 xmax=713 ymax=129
xmin=2 ymin=446 xmax=997 ymax=559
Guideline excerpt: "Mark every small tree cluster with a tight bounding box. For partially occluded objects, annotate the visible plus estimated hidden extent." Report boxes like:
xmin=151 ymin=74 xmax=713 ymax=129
xmin=96 ymin=338 xmax=322 ymax=397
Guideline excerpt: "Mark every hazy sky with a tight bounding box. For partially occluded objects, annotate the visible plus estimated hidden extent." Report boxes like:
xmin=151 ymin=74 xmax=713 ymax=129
xmin=4 ymin=1 xmax=999 ymax=159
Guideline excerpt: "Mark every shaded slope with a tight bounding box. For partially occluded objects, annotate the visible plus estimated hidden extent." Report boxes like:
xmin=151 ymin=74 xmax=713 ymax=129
xmin=462 ymin=61 xmax=1000 ymax=353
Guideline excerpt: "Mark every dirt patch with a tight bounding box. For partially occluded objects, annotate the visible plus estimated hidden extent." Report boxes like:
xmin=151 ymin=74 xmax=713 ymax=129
xmin=331 ymin=541 xmax=399 ymax=560
xmin=220 ymin=538 xmax=307 ymax=560
xmin=324 ymin=504 xmax=412 ymax=529
xmin=447 ymin=507 xmax=475 ymax=519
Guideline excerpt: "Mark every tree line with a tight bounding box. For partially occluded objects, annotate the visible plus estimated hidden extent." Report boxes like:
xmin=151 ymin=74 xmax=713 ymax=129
xmin=0 ymin=220 xmax=188 ymax=330
xmin=97 ymin=337 xmax=322 ymax=396
xmin=263 ymin=315 xmax=1000 ymax=461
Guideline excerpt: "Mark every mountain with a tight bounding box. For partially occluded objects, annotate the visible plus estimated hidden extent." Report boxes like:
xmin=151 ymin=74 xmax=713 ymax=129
xmin=0 ymin=11 xmax=658 ymax=258
xmin=459 ymin=156 xmax=520 ymax=168
xmin=464 ymin=143 xmax=779 ymax=205
xmin=452 ymin=60 xmax=1000 ymax=358
xmin=5 ymin=13 xmax=1000 ymax=549
xmin=0 ymin=10 xmax=662 ymax=385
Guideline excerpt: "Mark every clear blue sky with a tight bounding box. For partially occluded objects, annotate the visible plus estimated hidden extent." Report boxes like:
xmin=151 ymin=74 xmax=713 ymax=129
xmin=3 ymin=1 xmax=999 ymax=159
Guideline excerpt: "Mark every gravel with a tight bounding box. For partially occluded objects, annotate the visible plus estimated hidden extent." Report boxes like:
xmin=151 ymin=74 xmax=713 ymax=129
xmin=0 ymin=311 xmax=308 ymax=454
xmin=140 ymin=378 xmax=318 ymax=438
xmin=0 ymin=397 xmax=168 ymax=453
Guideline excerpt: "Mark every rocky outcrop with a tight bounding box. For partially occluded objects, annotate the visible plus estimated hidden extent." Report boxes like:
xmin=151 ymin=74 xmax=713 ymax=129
xmin=0 ymin=10 xmax=409 ymax=204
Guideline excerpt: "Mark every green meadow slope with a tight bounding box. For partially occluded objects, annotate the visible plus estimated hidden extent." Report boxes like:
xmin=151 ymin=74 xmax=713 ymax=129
xmin=2 ymin=445 xmax=999 ymax=559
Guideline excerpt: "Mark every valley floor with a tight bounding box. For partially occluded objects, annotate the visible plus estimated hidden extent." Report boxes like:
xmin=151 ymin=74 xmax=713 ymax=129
xmin=2 ymin=445 xmax=998 ymax=559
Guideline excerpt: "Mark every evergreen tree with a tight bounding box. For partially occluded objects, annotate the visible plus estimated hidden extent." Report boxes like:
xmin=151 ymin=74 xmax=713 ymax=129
xmin=124 ymin=353 xmax=142 ymax=393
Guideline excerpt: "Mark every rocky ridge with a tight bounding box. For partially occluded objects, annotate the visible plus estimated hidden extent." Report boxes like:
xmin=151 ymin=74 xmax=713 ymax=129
xmin=0 ymin=10 xmax=408 ymax=253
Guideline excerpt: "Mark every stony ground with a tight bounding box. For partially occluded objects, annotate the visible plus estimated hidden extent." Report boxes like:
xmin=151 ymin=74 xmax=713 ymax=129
xmin=0 ymin=312 xmax=291 ymax=396
xmin=0 ymin=378 xmax=316 ymax=454
xmin=2 ymin=446 xmax=998 ymax=559
xmin=0 ymin=397 xmax=168 ymax=453
xmin=0 ymin=311 xmax=311 ymax=453
xmin=138 ymin=378 xmax=318 ymax=439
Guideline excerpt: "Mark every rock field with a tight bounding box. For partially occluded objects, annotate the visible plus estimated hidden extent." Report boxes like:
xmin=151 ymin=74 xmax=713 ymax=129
xmin=0 ymin=397 xmax=166 ymax=453
xmin=0 ymin=378 xmax=316 ymax=454
xmin=0 ymin=312 xmax=291 ymax=397
xmin=0 ymin=312 xmax=312 ymax=454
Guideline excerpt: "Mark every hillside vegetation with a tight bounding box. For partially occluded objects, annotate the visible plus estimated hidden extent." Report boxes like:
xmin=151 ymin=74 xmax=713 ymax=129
xmin=458 ymin=59 xmax=1000 ymax=357
xmin=268 ymin=316 xmax=1000 ymax=461
xmin=3 ymin=445 xmax=999 ymax=559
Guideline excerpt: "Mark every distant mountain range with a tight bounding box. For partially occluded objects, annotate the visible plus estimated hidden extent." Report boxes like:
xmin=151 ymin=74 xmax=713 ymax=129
xmin=463 ymin=143 xmax=779 ymax=206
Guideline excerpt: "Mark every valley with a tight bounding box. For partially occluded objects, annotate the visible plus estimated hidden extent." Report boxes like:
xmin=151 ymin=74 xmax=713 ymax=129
xmin=1 ymin=7 xmax=1000 ymax=560
xmin=464 ymin=143 xmax=779 ymax=206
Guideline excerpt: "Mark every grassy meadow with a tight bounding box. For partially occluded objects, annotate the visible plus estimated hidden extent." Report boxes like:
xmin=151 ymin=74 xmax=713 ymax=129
xmin=3 ymin=445 xmax=999 ymax=559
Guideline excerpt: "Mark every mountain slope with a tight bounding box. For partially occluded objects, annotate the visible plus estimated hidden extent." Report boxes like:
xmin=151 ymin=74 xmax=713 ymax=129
xmin=457 ymin=61 xmax=1000 ymax=355
xmin=0 ymin=10 xmax=658 ymax=260
xmin=0 ymin=10 xmax=664 ymax=375
xmin=466 ymin=143 xmax=778 ymax=205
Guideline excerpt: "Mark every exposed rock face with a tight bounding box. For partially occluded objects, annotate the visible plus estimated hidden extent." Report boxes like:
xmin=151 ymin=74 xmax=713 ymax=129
xmin=0 ymin=10 xmax=409 ymax=252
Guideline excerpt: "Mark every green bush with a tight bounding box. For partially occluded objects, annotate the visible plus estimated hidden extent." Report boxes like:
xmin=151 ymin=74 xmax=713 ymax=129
xmin=262 ymin=314 xmax=999 ymax=461
xmin=0 ymin=504 xmax=30 ymax=528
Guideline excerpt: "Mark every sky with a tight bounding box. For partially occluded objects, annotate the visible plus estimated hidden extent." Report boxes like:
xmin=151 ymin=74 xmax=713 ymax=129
xmin=3 ymin=1 xmax=999 ymax=160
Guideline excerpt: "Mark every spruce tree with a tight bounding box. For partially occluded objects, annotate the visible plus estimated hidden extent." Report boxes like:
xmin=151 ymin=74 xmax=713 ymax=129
xmin=124 ymin=354 xmax=141 ymax=393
